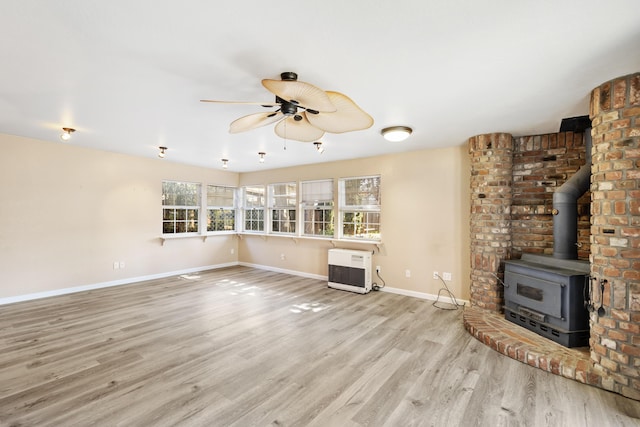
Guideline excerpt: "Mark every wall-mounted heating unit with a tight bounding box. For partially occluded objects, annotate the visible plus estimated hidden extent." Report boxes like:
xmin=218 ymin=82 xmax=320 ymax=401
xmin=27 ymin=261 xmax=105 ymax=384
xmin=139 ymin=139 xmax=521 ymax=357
xmin=328 ymin=249 xmax=372 ymax=294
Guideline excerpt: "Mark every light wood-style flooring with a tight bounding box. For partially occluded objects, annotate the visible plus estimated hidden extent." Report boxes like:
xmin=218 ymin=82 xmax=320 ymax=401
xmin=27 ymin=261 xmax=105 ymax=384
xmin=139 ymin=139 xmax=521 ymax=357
xmin=1 ymin=266 xmax=639 ymax=426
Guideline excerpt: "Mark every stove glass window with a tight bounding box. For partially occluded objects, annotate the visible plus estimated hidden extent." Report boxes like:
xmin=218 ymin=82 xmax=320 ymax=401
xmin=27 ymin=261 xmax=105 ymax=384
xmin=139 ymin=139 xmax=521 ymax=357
xmin=517 ymin=283 xmax=543 ymax=301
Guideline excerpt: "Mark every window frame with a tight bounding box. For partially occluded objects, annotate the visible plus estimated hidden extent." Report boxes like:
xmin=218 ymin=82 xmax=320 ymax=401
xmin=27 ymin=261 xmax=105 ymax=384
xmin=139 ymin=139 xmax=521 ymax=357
xmin=268 ymin=182 xmax=297 ymax=235
xmin=242 ymin=185 xmax=266 ymax=233
xmin=300 ymin=179 xmax=334 ymax=238
xmin=206 ymin=185 xmax=237 ymax=234
xmin=338 ymin=175 xmax=381 ymax=241
xmin=161 ymin=180 xmax=202 ymax=236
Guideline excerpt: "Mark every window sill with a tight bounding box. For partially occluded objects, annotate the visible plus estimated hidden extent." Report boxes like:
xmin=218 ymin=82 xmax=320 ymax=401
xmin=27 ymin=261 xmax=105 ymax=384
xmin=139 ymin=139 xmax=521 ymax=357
xmin=159 ymin=232 xmax=236 ymax=246
xmin=237 ymin=233 xmax=383 ymax=252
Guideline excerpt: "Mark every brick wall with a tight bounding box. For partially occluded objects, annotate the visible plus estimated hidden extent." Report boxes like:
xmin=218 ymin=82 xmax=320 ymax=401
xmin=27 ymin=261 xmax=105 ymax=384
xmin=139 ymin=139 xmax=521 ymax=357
xmin=468 ymin=133 xmax=513 ymax=312
xmin=512 ymin=132 xmax=590 ymax=260
xmin=589 ymin=72 xmax=640 ymax=400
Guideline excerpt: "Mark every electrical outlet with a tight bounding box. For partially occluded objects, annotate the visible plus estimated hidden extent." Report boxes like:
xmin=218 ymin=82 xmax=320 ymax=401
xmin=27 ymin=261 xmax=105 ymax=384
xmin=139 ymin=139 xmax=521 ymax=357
xmin=433 ymin=271 xmax=439 ymax=279
xmin=376 ymin=265 xmax=381 ymax=273
xmin=443 ymin=272 xmax=452 ymax=281
xmin=405 ymin=269 xmax=411 ymax=278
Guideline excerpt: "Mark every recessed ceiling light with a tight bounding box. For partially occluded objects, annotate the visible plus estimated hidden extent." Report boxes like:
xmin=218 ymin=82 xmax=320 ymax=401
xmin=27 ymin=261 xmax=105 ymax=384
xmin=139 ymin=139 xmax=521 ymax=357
xmin=381 ymin=126 xmax=412 ymax=142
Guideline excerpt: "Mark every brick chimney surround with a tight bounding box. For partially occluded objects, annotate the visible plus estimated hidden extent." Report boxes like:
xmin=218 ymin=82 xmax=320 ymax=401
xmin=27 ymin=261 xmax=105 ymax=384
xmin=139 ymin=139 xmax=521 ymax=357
xmin=464 ymin=72 xmax=640 ymax=401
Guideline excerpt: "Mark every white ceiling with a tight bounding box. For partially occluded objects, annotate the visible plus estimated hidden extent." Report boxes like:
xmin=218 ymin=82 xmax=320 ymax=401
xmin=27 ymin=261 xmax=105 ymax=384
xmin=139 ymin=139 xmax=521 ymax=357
xmin=1 ymin=1 xmax=639 ymax=172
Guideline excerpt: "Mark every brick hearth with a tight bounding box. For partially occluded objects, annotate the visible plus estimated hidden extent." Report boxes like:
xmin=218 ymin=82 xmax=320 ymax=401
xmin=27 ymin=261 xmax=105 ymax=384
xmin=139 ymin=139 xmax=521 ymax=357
xmin=463 ymin=307 xmax=602 ymax=386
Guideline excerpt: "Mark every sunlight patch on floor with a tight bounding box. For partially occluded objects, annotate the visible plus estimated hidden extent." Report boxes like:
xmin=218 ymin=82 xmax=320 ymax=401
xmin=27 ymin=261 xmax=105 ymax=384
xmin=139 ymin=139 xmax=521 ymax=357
xmin=290 ymin=302 xmax=330 ymax=314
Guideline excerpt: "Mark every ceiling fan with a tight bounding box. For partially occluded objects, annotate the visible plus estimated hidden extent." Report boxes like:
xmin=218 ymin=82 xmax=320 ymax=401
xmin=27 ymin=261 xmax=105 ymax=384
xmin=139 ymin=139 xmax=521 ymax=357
xmin=201 ymin=72 xmax=374 ymax=142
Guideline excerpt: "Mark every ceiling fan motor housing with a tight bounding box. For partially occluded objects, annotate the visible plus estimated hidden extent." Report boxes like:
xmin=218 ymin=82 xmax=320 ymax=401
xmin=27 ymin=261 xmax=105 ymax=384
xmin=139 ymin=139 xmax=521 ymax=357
xmin=276 ymin=96 xmax=298 ymax=116
xmin=280 ymin=71 xmax=298 ymax=81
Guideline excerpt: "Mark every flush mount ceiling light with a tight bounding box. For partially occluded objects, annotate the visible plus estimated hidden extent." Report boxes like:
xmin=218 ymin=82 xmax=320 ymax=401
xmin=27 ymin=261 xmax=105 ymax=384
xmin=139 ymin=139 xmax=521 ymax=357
xmin=221 ymin=158 xmax=229 ymax=169
xmin=258 ymin=152 xmax=266 ymax=163
xmin=381 ymin=126 xmax=412 ymax=142
xmin=158 ymin=146 xmax=167 ymax=158
xmin=313 ymin=141 xmax=324 ymax=154
xmin=60 ymin=127 xmax=75 ymax=141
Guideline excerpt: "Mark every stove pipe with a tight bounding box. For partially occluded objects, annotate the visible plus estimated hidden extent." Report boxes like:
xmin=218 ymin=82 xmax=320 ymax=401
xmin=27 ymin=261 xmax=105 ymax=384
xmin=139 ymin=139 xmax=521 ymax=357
xmin=552 ymin=130 xmax=592 ymax=259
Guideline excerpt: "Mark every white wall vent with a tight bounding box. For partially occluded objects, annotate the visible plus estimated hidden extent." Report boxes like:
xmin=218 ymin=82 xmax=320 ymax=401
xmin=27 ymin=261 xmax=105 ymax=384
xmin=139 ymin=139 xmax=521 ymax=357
xmin=328 ymin=249 xmax=372 ymax=294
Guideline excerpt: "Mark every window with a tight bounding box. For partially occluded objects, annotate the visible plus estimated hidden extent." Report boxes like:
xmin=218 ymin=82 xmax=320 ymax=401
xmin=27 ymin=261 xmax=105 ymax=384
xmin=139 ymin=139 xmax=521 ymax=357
xmin=162 ymin=181 xmax=201 ymax=234
xmin=339 ymin=176 xmax=381 ymax=240
xmin=243 ymin=186 xmax=265 ymax=232
xmin=206 ymin=185 xmax=236 ymax=232
xmin=269 ymin=182 xmax=296 ymax=234
xmin=301 ymin=180 xmax=334 ymax=237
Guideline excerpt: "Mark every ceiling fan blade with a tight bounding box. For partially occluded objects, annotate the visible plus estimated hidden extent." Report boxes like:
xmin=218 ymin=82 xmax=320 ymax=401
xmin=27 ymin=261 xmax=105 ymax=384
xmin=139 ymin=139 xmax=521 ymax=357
xmin=229 ymin=111 xmax=284 ymax=134
xmin=262 ymin=79 xmax=336 ymax=113
xmin=274 ymin=112 xmax=325 ymax=142
xmin=200 ymin=99 xmax=280 ymax=107
xmin=306 ymin=91 xmax=374 ymax=133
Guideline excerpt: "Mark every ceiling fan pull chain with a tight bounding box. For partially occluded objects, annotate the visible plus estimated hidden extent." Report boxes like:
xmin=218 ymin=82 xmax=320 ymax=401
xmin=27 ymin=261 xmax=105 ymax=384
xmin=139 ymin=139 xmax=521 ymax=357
xmin=283 ymin=120 xmax=287 ymax=150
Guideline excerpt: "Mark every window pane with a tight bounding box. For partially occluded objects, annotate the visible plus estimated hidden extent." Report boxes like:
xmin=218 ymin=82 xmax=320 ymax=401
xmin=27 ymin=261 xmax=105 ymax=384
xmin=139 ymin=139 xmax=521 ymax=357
xmin=207 ymin=209 xmax=235 ymax=231
xmin=301 ymin=180 xmax=333 ymax=203
xmin=342 ymin=210 xmax=380 ymax=239
xmin=271 ymin=208 xmax=296 ymax=234
xmin=341 ymin=176 xmax=380 ymax=207
xmin=207 ymin=185 xmax=234 ymax=207
xmin=303 ymin=206 xmax=334 ymax=237
xmin=270 ymin=182 xmax=297 ymax=208
xmin=163 ymin=181 xmax=200 ymax=206
xmin=244 ymin=186 xmax=265 ymax=208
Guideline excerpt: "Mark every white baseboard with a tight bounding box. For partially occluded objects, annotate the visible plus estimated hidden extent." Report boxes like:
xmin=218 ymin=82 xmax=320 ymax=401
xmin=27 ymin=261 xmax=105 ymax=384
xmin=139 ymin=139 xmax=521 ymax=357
xmin=380 ymin=286 xmax=468 ymax=306
xmin=238 ymin=262 xmax=327 ymax=281
xmin=0 ymin=262 xmax=239 ymax=306
xmin=238 ymin=262 xmax=468 ymax=306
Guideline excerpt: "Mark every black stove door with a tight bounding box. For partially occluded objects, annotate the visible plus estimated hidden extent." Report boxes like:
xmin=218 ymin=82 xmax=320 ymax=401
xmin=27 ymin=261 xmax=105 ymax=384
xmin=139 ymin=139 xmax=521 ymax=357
xmin=505 ymin=271 xmax=563 ymax=319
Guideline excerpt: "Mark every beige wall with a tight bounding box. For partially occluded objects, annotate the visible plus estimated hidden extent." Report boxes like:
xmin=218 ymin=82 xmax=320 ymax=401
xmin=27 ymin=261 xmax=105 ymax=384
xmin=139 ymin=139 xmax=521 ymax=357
xmin=1 ymin=133 xmax=471 ymax=302
xmin=239 ymin=145 xmax=471 ymax=301
xmin=0 ymin=134 xmax=239 ymax=299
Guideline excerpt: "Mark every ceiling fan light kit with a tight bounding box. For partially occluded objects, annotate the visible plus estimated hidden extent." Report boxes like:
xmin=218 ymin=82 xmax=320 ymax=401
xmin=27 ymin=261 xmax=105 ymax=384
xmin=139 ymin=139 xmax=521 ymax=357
xmin=202 ymin=72 xmax=373 ymax=143
xmin=381 ymin=126 xmax=412 ymax=142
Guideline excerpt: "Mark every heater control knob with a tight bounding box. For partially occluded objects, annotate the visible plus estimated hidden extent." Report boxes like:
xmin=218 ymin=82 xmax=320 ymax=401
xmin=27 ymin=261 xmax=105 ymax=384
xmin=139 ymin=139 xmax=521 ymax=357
xmin=552 ymin=208 xmax=559 ymax=215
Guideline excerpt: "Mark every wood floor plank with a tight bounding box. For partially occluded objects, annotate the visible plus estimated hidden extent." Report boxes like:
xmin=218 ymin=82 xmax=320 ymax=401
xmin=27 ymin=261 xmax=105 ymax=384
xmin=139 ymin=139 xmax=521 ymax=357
xmin=0 ymin=266 xmax=639 ymax=426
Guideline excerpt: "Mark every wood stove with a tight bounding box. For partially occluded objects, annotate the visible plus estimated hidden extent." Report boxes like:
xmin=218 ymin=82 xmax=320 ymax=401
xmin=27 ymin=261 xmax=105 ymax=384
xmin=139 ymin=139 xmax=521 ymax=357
xmin=504 ymin=254 xmax=590 ymax=347
xmin=504 ymin=122 xmax=592 ymax=348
